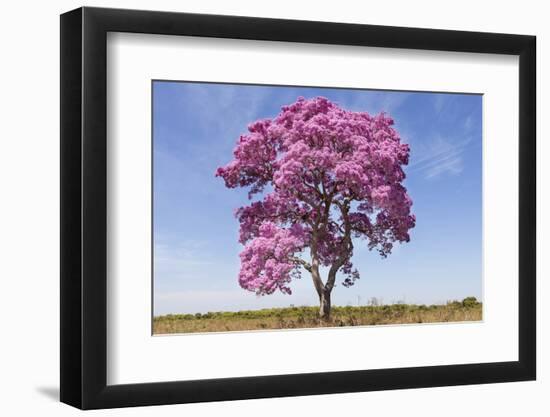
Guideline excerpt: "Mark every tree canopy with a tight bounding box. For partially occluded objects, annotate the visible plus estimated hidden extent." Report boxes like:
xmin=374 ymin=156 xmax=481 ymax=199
xmin=216 ymin=97 xmax=415 ymax=302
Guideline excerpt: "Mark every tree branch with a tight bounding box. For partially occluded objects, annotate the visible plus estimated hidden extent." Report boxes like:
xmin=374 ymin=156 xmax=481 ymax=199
xmin=309 ymin=228 xmax=325 ymax=298
xmin=291 ymin=257 xmax=312 ymax=273
xmin=325 ymin=202 xmax=353 ymax=292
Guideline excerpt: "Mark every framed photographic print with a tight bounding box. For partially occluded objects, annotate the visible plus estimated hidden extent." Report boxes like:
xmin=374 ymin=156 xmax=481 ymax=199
xmin=60 ymin=6 xmax=536 ymax=410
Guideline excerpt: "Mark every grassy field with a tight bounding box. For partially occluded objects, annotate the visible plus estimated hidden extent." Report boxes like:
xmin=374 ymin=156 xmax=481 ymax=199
xmin=153 ymin=297 xmax=482 ymax=334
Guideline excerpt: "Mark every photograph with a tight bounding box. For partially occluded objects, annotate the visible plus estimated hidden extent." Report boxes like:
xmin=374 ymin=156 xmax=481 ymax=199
xmin=152 ymin=81 xmax=483 ymax=335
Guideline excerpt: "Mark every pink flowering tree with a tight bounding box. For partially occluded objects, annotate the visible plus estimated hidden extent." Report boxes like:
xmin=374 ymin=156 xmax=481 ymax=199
xmin=216 ymin=97 xmax=415 ymax=320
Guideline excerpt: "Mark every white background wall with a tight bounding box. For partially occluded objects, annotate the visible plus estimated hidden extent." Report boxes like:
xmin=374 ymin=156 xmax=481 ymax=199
xmin=0 ymin=0 xmax=546 ymax=415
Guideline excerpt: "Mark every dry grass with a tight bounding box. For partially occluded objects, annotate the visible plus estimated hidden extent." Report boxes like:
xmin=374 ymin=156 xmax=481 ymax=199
xmin=153 ymin=298 xmax=482 ymax=334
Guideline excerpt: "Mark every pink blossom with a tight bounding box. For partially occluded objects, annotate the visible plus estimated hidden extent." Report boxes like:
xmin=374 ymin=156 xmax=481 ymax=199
xmin=216 ymin=97 xmax=415 ymax=304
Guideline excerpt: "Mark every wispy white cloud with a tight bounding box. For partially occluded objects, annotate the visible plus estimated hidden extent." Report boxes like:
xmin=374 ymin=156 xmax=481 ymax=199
xmin=407 ymin=134 xmax=473 ymax=179
xmin=178 ymin=82 xmax=276 ymax=142
xmin=154 ymin=239 xmax=211 ymax=269
xmin=463 ymin=115 xmax=473 ymax=131
xmin=433 ymin=94 xmax=447 ymax=114
xmin=378 ymin=92 xmax=411 ymax=114
xmin=343 ymin=91 xmax=411 ymax=115
xmin=423 ymin=154 xmax=463 ymax=179
xmin=406 ymin=101 xmax=480 ymax=180
xmin=153 ymin=234 xmax=241 ymax=295
xmin=153 ymin=239 xmax=219 ymax=291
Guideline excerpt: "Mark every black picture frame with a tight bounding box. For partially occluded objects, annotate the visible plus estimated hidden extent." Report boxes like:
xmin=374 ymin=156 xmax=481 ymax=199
xmin=60 ymin=6 xmax=536 ymax=410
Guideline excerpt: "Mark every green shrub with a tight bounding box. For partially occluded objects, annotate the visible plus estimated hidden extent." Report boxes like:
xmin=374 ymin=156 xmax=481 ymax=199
xmin=462 ymin=297 xmax=480 ymax=308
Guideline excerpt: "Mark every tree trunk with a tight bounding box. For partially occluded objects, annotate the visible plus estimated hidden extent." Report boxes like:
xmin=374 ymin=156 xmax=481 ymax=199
xmin=319 ymin=289 xmax=331 ymax=320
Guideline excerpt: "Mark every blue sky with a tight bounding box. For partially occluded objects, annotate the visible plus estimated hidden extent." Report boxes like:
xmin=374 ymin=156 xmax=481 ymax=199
xmin=153 ymin=81 xmax=482 ymax=315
